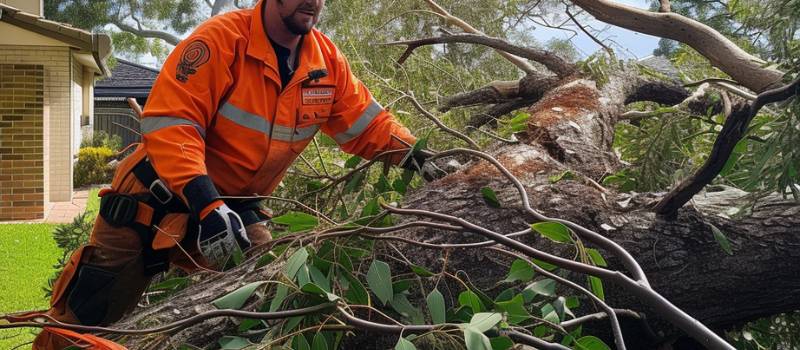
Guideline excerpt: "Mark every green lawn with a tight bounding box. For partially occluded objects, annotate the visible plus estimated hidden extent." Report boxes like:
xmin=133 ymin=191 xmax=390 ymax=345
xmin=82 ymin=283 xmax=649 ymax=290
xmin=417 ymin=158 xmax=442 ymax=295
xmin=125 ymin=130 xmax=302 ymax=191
xmin=0 ymin=223 xmax=59 ymax=349
xmin=0 ymin=187 xmax=101 ymax=349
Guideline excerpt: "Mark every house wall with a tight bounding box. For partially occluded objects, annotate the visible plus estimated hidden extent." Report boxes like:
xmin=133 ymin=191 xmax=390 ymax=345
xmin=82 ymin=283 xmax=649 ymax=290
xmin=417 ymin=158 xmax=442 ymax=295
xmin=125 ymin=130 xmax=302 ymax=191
xmin=0 ymin=45 xmax=74 ymax=208
xmin=81 ymin=69 xmax=94 ymax=140
xmin=0 ymin=63 xmax=44 ymax=220
xmin=71 ymin=56 xmax=83 ymax=153
xmin=0 ymin=0 xmax=43 ymax=16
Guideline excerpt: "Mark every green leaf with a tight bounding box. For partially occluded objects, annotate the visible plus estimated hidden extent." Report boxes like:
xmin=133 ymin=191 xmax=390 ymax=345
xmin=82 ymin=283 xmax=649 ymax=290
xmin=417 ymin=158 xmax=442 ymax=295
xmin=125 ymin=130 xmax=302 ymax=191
xmin=720 ymin=139 xmax=747 ymax=176
xmin=495 ymin=294 xmax=530 ymax=325
xmin=463 ymin=327 xmax=493 ymax=350
xmin=306 ymin=179 xmax=324 ymax=191
xmin=392 ymin=178 xmax=409 ymax=195
xmin=709 ymin=223 xmax=733 ymax=255
xmin=149 ymin=277 xmax=189 ymax=291
xmin=345 ymin=155 xmax=362 ymax=169
xmin=565 ymin=296 xmax=581 ymax=309
xmin=494 ymin=288 xmax=515 ymax=303
xmin=458 ymin=290 xmax=484 ymax=313
xmin=269 ymin=284 xmax=289 ymax=312
xmin=503 ymin=259 xmax=534 ymax=283
xmin=367 ymin=260 xmax=394 ymax=305
xmin=532 ymin=258 xmax=558 ymax=271
xmin=256 ymin=251 xmax=277 ymax=268
xmin=344 ymin=171 xmax=366 ymax=194
xmin=525 ymin=278 xmax=556 ymax=297
xmin=393 ymin=279 xmax=413 ymax=294
xmin=413 ymin=136 xmax=429 ymax=152
xmin=395 ymin=337 xmax=416 ymax=350
xmin=531 ymin=222 xmax=572 ymax=243
xmin=301 ymin=282 xmax=339 ymax=301
xmin=309 ymin=265 xmax=331 ymax=292
xmin=575 ymin=336 xmax=611 ymax=350
xmin=553 ymin=296 xmax=574 ymax=320
xmin=588 ymin=276 xmax=605 ymax=301
xmin=218 ymin=336 xmax=251 ymax=349
xmin=272 ymin=212 xmax=319 ymax=232
xmin=390 ymin=293 xmax=424 ymax=324
xmin=312 ymin=332 xmax=328 ymax=350
xmin=284 ymin=247 xmax=310 ymax=279
xmin=586 ymin=249 xmax=608 ymax=267
xmin=541 ymin=303 xmax=560 ymax=324
xmin=340 ymin=269 xmax=370 ymax=305
xmin=284 ymin=315 xmax=304 ymax=333
xmin=489 ymin=336 xmax=514 ymax=350
xmin=410 ymin=264 xmax=435 ymax=277
xmin=297 ymin=264 xmax=311 ymax=288
xmin=238 ymin=318 xmax=264 ymax=332
xmin=562 ymin=326 xmax=583 ymax=346
xmin=480 ymin=187 xmax=502 ymax=208
xmin=549 ymin=170 xmax=575 ymax=183
xmin=212 ymin=281 xmax=266 ymax=309
xmin=292 ymin=334 xmax=311 ymax=350
xmin=360 ymin=198 xmax=380 ymax=217
xmin=426 ymin=288 xmax=446 ymax=324
xmin=469 ymin=313 xmax=502 ymax=333
xmin=376 ymin=174 xmax=392 ymax=193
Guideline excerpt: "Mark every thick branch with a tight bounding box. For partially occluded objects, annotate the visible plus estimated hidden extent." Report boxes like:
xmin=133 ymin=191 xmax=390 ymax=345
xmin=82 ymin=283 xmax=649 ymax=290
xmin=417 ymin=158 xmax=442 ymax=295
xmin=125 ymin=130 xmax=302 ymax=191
xmin=569 ymin=0 xmax=783 ymax=92
xmin=655 ymin=77 xmax=800 ymax=218
xmin=422 ymin=0 xmax=537 ymax=74
xmin=112 ymin=20 xmax=182 ymax=46
xmin=385 ymin=34 xmax=577 ymax=78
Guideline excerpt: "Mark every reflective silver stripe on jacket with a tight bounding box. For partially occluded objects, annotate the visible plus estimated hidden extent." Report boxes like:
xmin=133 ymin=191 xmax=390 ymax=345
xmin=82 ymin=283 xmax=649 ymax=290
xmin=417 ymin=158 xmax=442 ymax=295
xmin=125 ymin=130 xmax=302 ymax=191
xmin=218 ymin=102 xmax=320 ymax=142
xmin=333 ymin=99 xmax=382 ymax=144
xmin=140 ymin=117 xmax=206 ymax=138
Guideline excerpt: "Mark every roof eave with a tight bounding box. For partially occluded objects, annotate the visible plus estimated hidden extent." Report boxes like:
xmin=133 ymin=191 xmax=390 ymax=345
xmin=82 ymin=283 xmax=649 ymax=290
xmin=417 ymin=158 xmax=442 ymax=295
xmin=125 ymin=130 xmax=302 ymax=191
xmin=0 ymin=4 xmax=113 ymax=78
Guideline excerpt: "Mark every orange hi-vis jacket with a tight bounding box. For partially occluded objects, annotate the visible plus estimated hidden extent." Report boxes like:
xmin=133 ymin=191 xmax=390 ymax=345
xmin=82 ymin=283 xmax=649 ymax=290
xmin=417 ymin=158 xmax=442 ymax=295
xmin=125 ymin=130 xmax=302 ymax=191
xmin=140 ymin=0 xmax=415 ymax=203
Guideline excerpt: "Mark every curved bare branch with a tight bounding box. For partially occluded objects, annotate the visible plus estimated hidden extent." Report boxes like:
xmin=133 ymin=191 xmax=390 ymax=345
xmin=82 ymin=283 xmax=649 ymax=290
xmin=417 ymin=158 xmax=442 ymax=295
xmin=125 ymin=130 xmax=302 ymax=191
xmin=384 ymin=34 xmax=577 ymax=78
xmin=569 ymin=0 xmax=783 ymax=92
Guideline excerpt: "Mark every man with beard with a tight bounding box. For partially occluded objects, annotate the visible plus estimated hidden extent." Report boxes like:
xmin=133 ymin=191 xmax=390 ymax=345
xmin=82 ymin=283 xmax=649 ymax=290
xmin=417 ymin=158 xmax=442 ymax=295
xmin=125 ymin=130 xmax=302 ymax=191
xmin=32 ymin=0 xmax=429 ymax=348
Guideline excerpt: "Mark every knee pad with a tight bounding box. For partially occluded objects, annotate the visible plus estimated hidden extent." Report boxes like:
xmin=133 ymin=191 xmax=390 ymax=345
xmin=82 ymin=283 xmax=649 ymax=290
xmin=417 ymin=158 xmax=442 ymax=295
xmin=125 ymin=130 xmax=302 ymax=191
xmin=65 ymin=264 xmax=118 ymax=326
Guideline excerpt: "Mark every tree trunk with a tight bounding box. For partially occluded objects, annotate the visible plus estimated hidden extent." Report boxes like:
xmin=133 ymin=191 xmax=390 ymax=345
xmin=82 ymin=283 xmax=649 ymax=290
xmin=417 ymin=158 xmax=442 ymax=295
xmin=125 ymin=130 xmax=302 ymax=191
xmin=112 ymin=71 xmax=800 ymax=349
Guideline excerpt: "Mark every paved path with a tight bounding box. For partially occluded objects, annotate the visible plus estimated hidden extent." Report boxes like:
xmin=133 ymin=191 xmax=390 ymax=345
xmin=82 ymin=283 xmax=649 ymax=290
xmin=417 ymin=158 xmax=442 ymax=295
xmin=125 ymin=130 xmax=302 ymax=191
xmin=44 ymin=189 xmax=89 ymax=224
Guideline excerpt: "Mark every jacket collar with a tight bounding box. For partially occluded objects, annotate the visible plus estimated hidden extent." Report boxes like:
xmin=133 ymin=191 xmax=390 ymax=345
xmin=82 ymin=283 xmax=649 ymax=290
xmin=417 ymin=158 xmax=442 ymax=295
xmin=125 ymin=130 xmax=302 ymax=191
xmin=247 ymin=0 xmax=327 ymax=82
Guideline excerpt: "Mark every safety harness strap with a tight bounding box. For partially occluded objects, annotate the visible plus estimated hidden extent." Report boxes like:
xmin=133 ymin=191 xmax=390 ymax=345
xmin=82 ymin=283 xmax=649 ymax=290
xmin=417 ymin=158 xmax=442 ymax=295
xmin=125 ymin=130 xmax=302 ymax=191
xmin=99 ymin=159 xmax=189 ymax=276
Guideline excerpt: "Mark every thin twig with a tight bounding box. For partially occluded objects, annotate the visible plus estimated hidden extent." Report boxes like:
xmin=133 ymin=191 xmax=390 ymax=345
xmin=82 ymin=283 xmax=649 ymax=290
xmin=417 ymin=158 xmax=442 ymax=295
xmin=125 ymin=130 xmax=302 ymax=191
xmin=401 ymin=93 xmax=480 ymax=149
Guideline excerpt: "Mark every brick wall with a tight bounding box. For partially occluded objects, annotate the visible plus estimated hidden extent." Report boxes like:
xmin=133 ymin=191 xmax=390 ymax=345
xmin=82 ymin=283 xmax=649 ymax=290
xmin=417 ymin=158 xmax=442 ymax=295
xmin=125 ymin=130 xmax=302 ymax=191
xmin=0 ymin=45 xmax=73 ymax=207
xmin=0 ymin=63 xmax=44 ymax=220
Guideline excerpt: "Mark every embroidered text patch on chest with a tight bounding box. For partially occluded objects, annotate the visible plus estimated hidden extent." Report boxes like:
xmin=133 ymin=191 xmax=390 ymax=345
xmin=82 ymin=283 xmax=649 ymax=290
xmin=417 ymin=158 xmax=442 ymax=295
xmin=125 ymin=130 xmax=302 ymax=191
xmin=302 ymin=87 xmax=335 ymax=105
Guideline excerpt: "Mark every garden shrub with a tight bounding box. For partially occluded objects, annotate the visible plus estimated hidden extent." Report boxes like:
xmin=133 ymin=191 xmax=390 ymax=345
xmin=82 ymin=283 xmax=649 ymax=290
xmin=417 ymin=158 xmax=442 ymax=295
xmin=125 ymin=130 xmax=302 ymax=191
xmin=80 ymin=130 xmax=122 ymax=151
xmin=73 ymin=146 xmax=115 ymax=187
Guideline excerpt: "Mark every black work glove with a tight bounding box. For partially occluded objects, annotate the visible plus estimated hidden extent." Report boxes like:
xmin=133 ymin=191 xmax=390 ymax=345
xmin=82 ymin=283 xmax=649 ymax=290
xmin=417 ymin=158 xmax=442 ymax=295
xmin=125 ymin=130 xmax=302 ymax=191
xmin=399 ymin=148 xmax=447 ymax=181
xmin=184 ymin=176 xmax=251 ymax=269
xmin=197 ymin=203 xmax=250 ymax=268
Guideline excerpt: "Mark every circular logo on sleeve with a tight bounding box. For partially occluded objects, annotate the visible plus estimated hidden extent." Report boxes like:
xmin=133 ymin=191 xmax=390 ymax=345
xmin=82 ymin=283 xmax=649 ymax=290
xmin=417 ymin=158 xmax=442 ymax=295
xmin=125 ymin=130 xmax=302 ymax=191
xmin=176 ymin=40 xmax=211 ymax=83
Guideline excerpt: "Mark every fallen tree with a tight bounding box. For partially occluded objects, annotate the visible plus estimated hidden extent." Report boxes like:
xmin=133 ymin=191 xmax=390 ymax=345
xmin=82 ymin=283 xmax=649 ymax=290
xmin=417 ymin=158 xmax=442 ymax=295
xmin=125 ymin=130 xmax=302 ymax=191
xmin=5 ymin=1 xmax=799 ymax=349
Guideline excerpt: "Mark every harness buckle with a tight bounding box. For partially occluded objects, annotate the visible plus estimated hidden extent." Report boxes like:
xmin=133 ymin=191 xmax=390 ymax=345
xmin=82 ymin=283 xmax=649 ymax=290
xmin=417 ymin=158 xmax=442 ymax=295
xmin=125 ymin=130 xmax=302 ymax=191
xmin=149 ymin=179 xmax=173 ymax=205
xmin=99 ymin=194 xmax=138 ymax=227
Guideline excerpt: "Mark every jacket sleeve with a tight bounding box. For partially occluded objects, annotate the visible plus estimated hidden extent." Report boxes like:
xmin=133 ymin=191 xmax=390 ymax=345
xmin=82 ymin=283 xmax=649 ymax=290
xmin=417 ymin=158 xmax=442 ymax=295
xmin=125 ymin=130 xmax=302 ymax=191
xmin=141 ymin=30 xmax=234 ymax=209
xmin=322 ymin=52 xmax=416 ymax=165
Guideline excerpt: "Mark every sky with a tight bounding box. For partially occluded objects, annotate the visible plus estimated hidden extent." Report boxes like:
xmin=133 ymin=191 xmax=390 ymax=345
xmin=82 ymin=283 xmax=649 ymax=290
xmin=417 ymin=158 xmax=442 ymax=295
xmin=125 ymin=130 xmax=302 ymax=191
xmin=535 ymin=0 xmax=661 ymax=59
xmin=133 ymin=0 xmax=661 ymax=68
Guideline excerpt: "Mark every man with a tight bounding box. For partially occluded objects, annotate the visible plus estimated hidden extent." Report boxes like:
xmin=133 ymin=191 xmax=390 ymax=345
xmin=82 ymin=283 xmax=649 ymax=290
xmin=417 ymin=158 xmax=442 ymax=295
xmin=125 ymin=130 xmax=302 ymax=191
xmin=32 ymin=0 xmax=426 ymax=348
